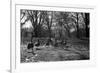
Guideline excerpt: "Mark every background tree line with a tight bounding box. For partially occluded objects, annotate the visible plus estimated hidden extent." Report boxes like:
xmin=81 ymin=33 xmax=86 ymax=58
xmin=20 ymin=9 xmax=90 ymax=43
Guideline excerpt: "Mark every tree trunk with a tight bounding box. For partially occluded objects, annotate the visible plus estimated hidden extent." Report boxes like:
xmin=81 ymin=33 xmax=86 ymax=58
xmin=76 ymin=13 xmax=80 ymax=38
xmin=85 ymin=13 xmax=90 ymax=37
xmin=33 ymin=11 xmax=38 ymax=37
xmin=63 ymin=24 xmax=71 ymax=38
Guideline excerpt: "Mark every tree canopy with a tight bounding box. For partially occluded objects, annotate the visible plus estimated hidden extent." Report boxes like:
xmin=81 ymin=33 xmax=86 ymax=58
xmin=20 ymin=9 xmax=90 ymax=42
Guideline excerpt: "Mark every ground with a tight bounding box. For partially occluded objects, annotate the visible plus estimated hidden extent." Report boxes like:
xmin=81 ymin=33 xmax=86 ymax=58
xmin=21 ymin=38 xmax=89 ymax=63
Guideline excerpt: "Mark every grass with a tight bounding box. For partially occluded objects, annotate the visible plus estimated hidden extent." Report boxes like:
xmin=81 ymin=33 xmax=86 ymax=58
xmin=20 ymin=39 xmax=89 ymax=63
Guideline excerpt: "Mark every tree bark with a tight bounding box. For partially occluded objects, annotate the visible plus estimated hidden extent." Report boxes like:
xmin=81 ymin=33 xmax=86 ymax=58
xmin=85 ymin=13 xmax=90 ymax=37
xmin=76 ymin=13 xmax=80 ymax=38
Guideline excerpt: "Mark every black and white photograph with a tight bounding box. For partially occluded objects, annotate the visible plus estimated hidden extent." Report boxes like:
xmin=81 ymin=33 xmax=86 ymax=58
xmin=20 ymin=9 xmax=90 ymax=63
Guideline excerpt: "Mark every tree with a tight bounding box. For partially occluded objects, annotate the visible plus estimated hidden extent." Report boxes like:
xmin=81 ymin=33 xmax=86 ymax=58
xmin=21 ymin=10 xmax=49 ymax=41
xmin=76 ymin=13 xmax=80 ymax=38
xmin=85 ymin=13 xmax=90 ymax=37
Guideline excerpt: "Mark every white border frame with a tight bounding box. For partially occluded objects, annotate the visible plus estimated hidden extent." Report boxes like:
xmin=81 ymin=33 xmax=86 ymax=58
xmin=11 ymin=0 xmax=96 ymax=73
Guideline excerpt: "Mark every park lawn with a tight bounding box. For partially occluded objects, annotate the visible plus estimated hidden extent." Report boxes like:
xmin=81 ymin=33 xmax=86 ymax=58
xmin=21 ymin=39 xmax=89 ymax=63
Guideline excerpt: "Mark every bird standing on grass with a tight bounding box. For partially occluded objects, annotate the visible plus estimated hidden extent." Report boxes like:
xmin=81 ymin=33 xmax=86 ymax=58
xmin=27 ymin=42 xmax=34 ymax=49
xmin=34 ymin=39 xmax=40 ymax=47
xmin=34 ymin=39 xmax=41 ymax=50
xmin=27 ymin=42 xmax=36 ymax=55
